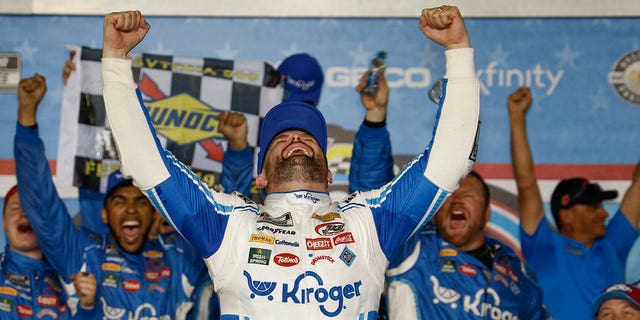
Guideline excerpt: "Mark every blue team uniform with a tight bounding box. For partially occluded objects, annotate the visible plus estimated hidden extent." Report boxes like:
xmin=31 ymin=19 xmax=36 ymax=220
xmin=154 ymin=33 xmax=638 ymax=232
xmin=521 ymin=213 xmax=638 ymax=319
xmin=14 ymin=123 xmax=206 ymax=319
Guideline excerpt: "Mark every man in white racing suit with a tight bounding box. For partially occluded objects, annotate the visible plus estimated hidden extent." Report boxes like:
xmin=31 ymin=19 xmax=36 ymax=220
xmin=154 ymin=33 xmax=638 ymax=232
xmin=100 ymin=6 xmax=480 ymax=319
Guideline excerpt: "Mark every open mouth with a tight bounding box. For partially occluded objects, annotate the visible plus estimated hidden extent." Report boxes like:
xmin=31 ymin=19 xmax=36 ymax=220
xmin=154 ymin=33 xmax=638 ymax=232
xmin=17 ymin=223 xmax=33 ymax=234
xmin=121 ymin=219 xmax=142 ymax=244
xmin=449 ymin=210 xmax=467 ymax=229
xmin=284 ymin=146 xmax=311 ymax=158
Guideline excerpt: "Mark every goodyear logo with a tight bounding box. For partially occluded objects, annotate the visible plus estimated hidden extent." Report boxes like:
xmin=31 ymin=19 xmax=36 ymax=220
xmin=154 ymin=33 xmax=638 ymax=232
xmin=146 ymin=93 xmax=222 ymax=144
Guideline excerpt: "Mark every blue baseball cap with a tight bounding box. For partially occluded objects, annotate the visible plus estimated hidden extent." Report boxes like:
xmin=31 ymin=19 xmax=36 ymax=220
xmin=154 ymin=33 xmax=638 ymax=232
xmin=257 ymin=101 xmax=327 ymax=175
xmin=277 ymin=53 xmax=324 ymax=106
xmin=104 ymin=169 xmax=134 ymax=201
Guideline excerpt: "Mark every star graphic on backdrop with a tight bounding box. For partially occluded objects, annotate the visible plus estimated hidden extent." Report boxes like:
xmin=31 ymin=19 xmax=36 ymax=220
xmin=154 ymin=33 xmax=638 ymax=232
xmin=349 ymin=43 xmax=372 ymax=67
xmin=524 ymin=19 xmax=544 ymax=27
xmin=417 ymin=45 xmax=440 ymax=68
xmin=488 ymin=44 xmax=510 ymax=67
xmin=555 ymin=44 xmax=580 ymax=68
xmin=319 ymin=19 xmax=339 ymax=26
xmin=251 ymin=19 xmax=271 ymax=26
xmin=90 ymin=40 xmax=99 ymax=48
xmin=385 ymin=19 xmax=404 ymax=26
xmin=216 ymin=41 xmax=239 ymax=59
xmin=592 ymin=19 xmax=612 ymax=27
xmin=150 ymin=41 xmax=174 ymax=55
xmin=281 ymin=43 xmax=301 ymax=58
xmin=14 ymin=39 xmax=38 ymax=62
xmin=589 ymin=86 xmax=610 ymax=112
xmin=185 ymin=18 xmax=204 ymax=25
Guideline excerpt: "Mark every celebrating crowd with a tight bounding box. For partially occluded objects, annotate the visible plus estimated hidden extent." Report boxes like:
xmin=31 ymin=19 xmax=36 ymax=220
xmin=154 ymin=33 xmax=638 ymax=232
xmin=2 ymin=4 xmax=639 ymax=320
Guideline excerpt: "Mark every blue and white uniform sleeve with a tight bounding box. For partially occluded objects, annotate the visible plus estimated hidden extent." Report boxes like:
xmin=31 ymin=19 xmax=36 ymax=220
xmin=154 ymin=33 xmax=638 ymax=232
xmin=14 ymin=123 xmax=91 ymax=280
xmin=365 ymin=48 xmax=480 ymax=259
xmin=348 ymin=122 xmax=394 ymax=193
xmin=221 ymin=146 xmax=254 ymax=197
xmin=102 ymin=58 xmax=243 ymax=259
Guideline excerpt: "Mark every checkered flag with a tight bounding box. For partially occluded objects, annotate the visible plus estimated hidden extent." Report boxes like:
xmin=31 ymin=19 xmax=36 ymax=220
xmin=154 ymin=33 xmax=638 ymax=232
xmin=58 ymin=46 xmax=283 ymax=192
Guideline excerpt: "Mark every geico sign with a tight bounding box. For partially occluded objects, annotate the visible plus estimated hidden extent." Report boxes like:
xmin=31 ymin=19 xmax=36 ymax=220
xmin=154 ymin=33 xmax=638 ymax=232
xmin=326 ymin=67 xmax=432 ymax=88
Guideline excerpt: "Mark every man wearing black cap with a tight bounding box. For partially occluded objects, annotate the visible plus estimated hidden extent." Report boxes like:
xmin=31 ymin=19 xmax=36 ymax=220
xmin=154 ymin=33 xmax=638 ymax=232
xmin=101 ymin=6 xmax=479 ymax=318
xmin=14 ymin=75 xmax=206 ymax=319
xmin=508 ymin=86 xmax=640 ymax=319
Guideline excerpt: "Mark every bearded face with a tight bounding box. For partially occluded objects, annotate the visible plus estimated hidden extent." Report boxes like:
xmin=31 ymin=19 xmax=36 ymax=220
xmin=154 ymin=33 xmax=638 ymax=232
xmin=261 ymin=130 xmax=329 ymax=187
xmin=433 ymin=174 xmax=490 ymax=251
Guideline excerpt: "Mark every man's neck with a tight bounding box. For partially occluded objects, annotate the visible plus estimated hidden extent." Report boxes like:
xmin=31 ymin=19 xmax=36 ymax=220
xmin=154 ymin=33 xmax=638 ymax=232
xmin=561 ymin=229 xmax=594 ymax=249
xmin=265 ymin=181 xmax=328 ymax=194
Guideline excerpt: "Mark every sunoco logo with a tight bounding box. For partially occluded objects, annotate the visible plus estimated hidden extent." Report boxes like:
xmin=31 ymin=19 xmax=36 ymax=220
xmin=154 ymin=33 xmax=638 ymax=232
xmin=146 ymin=94 xmax=222 ymax=144
xmin=429 ymin=276 xmax=518 ymax=319
xmin=243 ymin=270 xmax=362 ymax=317
xmin=608 ymin=50 xmax=640 ymax=105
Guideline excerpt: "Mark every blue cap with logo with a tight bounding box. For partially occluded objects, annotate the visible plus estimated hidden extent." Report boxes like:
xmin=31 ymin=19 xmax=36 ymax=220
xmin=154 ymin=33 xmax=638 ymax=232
xmin=257 ymin=101 xmax=327 ymax=175
xmin=105 ymin=169 xmax=134 ymax=200
xmin=277 ymin=53 xmax=324 ymax=106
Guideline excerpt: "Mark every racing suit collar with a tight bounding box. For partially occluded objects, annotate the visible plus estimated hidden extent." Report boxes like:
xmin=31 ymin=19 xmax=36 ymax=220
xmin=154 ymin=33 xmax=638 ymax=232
xmin=264 ymin=190 xmax=331 ymax=208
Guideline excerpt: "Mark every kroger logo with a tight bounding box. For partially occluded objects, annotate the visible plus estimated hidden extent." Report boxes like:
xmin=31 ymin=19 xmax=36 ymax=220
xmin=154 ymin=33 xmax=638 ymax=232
xmin=430 ymin=276 xmax=518 ymax=320
xmin=243 ymin=270 xmax=362 ymax=317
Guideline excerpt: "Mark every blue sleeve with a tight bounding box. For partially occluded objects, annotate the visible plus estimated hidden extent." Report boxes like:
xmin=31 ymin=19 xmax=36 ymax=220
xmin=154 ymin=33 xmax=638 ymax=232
xmin=78 ymin=187 xmax=109 ymax=234
xmin=520 ymin=218 xmax=558 ymax=270
xmin=221 ymin=146 xmax=254 ymax=197
xmin=364 ymin=152 xmax=450 ymax=260
xmin=348 ymin=122 xmax=394 ymax=193
xmin=606 ymin=210 xmax=639 ymax=259
xmin=14 ymin=123 xmax=90 ymax=280
xmin=387 ymin=232 xmax=422 ymax=269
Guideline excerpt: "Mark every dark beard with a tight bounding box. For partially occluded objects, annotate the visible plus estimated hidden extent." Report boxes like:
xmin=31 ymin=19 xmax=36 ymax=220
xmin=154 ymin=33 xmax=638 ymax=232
xmin=271 ymin=154 xmax=328 ymax=184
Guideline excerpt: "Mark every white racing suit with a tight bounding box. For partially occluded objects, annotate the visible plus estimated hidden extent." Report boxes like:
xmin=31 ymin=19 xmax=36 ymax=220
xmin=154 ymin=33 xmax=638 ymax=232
xmin=101 ymin=48 xmax=479 ymax=319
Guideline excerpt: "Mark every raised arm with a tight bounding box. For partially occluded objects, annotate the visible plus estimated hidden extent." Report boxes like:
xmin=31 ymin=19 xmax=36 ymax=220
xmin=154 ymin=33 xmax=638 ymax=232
xmin=367 ymin=6 xmax=479 ymax=258
xmin=508 ymin=87 xmax=545 ymax=235
xmin=14 ymin=75 xmax=89 ymax=278
xmin=219 ymin=111 xmax=253 ymax=197
xmin=101 ymin=11 xmax=247 ymax=259
xmin=349 ymin=71 xmax=394 ymax=193
xmin=620 ymin=162 xmax=640 ymax=230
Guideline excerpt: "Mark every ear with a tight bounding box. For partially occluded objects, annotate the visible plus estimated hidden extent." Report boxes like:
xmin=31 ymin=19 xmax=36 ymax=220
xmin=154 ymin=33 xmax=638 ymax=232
xmin=255 ymin=173 xmax=267 ymax=189
xmin=484 ymin=205 xmax=492 ymax=224
xmin=327 ymin=170 xmax=333 ymax=184
xmin=101 ymin=208 xmax=108 ymax=224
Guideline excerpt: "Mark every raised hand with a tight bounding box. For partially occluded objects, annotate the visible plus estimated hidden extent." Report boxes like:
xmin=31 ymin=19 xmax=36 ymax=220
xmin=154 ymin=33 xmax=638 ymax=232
xmin=507 ymin=86 xmax=533 ymax=118
xmin=219 ymin=111 xmax=248 ymax=150
xmin=355 ymin=71 xmax=389 ymax=123
xmin=62 ymin=50 xmax=76 ymax=85
xmin=418 ymin=5 xmax=471 ymax=50
xmin=103 ymin=10 xmax=150 ymax=59
xmin=17 ymin=74 xmax=47 ymax=126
